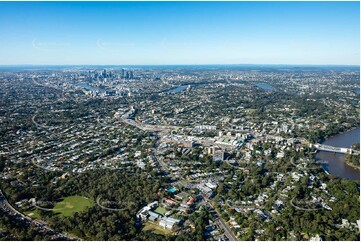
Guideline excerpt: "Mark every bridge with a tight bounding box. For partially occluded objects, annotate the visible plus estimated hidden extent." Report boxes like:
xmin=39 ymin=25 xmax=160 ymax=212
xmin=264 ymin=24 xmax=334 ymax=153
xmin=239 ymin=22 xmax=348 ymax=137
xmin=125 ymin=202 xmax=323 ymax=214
xmin=314 ymin=144 xmax=359 ymax=155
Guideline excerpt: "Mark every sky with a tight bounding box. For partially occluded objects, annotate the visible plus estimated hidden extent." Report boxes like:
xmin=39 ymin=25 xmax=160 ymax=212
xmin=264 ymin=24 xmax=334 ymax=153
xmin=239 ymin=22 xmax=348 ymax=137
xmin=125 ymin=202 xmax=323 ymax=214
xmin=0 ymin=1 xmax=359 ymax=65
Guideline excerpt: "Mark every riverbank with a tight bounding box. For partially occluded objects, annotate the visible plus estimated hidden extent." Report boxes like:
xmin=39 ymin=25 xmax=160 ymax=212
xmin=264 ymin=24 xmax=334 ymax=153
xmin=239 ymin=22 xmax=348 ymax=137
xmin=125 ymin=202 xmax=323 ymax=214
xmin=327 ymin=126 xmax=359 ymax=138
xmin=317 ymin=125 xmax=360 ymax=144
xmin=345 ymin=160 xmax=360 ymax=170
xmin=344 ymin=151 xmax=360 ymax=170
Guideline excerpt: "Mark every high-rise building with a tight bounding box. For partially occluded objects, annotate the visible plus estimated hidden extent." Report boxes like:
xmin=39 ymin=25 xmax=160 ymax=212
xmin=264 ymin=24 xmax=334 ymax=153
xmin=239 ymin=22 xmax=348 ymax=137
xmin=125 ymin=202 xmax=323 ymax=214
xmin=213 ymin=150 xmax=224 ymax=161
xmin=208 ymin=146 xmax=215 ymax=155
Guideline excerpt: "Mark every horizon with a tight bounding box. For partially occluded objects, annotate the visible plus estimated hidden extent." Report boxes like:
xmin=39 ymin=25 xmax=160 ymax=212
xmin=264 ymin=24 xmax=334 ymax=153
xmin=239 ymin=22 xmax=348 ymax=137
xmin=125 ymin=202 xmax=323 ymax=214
xmin=0 ymin=1 xmax=359 ymax=65
xmin=0 ymin=63 xmax=360 ymax=67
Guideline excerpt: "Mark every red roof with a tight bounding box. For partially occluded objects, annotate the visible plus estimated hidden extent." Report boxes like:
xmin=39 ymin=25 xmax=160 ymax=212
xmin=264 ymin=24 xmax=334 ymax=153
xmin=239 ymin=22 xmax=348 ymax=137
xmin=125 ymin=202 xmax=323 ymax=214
xmin=164 ymin=198 xmax=177 ymax=204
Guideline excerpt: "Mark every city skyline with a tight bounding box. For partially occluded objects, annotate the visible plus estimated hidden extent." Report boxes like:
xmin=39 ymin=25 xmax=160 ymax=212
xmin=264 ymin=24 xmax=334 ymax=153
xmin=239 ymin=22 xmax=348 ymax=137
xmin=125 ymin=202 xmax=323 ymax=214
xmin=0 ymin=1 xmax=360 ymax=65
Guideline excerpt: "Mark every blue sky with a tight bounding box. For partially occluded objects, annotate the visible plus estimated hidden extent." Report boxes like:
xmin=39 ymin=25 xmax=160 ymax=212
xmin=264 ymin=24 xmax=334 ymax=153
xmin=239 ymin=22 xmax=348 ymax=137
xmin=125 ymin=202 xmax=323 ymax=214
xmin=0 ymin=1 xmax=359 ymax=65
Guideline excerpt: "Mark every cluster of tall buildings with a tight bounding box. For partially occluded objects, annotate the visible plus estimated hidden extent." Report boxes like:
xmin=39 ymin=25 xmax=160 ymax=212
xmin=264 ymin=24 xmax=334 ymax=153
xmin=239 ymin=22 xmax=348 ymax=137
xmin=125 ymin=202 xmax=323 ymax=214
xmin=100 ymin=68 xmax=134 ymax=80
xmin=121 ymin=69 xmax=134 ymax=80
xmin=80 ymin=69 xmax=135 ymax=82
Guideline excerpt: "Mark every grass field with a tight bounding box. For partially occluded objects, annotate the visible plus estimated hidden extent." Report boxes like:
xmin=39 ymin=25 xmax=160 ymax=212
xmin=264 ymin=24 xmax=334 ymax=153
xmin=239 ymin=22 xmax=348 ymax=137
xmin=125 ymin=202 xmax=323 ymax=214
xmin=247 ymin=108 xmax=257 ymax=114
xmin=154 ymin=206 xmax=167 ymax=215
xmin=143 ymin=221 xmax=173 ymax=235
xmin=52 ymin=196 xmax=94 ymax=217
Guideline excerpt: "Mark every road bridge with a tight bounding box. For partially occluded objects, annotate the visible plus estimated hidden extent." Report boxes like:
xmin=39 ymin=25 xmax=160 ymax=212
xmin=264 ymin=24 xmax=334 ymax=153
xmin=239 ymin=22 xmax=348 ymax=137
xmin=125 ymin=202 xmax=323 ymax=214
xmin=314 ymin=144 xmax=359 ymax=155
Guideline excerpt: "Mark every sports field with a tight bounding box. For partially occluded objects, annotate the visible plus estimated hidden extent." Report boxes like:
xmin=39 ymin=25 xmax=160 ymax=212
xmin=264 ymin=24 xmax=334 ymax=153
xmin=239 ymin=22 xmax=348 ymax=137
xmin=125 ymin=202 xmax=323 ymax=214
xmin=154 ymin=206 xmax=167 ymax=215
xmin=143 ymin=221 xmax=173 ymax=235
xmin=53 ymin=196 xmax=94 ymax=217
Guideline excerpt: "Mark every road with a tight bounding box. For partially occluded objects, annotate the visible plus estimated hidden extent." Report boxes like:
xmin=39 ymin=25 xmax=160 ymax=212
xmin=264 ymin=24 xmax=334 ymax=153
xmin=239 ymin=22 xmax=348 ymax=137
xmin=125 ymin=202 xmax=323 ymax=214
xmin=173 ymin=180 xmax=238 ymax=241
xmin=121 ymin=110 xmax=173 ymax=172
xmin=203 ymin=196 xmax=239 ymax=241
xmin=152 ymin=137 xmax=168 ymax=171
xmin=122 ymin=108 xmax=238 ymax=241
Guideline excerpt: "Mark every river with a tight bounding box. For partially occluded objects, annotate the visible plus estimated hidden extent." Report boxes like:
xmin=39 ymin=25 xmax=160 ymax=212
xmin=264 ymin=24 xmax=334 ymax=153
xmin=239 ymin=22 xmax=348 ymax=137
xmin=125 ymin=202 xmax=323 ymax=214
xmin=163 ymin=85 xmax=187 ymax=94
xmin=165 ymin=82 xmax=275 ymax=93
xmin=315 ymin=127 xmax=360 ymax=180
xmin=74 ymin=82 xmax=106 ymax=93
xmin=255 ymin=83 xmax=274 ymax=91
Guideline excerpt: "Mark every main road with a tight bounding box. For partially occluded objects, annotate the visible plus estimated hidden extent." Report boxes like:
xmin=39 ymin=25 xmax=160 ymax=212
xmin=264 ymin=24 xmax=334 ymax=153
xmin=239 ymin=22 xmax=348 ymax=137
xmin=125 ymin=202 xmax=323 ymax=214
xmin=203 ymin=195 xmax=239 ymax=241
xmin=121 ymin=108 xmax=238 ymax=240
xmin=174 ymin=180 xmax=238 ymax=241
